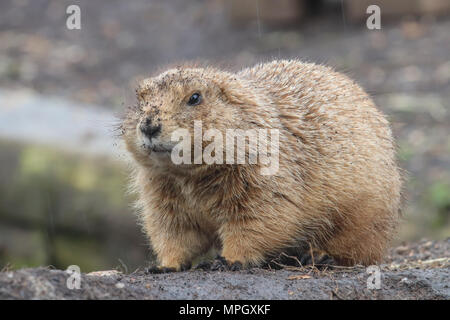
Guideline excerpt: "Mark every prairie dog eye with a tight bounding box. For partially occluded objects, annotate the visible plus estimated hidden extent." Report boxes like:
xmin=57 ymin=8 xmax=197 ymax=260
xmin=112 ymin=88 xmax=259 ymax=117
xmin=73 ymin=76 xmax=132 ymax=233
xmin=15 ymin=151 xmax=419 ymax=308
xmin=187 ymin=92 xmax=202 ymax=106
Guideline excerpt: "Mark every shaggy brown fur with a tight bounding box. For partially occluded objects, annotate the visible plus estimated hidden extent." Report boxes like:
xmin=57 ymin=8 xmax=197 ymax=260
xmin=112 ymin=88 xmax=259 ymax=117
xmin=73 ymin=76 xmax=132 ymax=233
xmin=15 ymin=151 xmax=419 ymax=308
xmin=121 ymin=60 xmax=402 ymax=270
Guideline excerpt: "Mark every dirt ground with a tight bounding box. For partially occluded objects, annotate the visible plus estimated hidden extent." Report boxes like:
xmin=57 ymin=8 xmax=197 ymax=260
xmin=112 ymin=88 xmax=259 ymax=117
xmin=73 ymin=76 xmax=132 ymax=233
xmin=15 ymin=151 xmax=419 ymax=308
xmin=0 ymin=239 xmax=448 ymax=300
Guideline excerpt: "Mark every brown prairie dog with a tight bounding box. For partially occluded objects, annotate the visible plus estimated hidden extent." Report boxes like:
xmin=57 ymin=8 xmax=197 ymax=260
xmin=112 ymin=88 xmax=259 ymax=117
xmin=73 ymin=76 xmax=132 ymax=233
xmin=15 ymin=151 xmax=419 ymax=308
xmin=121 ymin=60 xmax=402 ymax=270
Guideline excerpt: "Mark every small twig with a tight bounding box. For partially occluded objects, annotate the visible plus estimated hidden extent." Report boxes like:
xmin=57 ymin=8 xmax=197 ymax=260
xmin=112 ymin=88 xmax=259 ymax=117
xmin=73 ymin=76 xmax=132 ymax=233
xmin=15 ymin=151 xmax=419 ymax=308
xmin=421 ymin=257 xmax=449 ymax=265
xmin=131 ymin=267 xmax=142 ymax=275
xmin=280 ymin=252 xmax=304 ymax=268
xmin=1 ymin=263 xmax=12 ymax=273
xmin=117 ymin=259 xmax=129 ymax=274
xmin=331 ymin=288 xmax=345 ymax=300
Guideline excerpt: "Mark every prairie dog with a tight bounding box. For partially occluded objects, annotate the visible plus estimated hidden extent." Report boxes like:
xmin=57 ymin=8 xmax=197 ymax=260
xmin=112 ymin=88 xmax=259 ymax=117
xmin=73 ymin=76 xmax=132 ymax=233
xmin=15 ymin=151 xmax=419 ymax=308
xmin=121 ymin=60 xmax=402 ymax=270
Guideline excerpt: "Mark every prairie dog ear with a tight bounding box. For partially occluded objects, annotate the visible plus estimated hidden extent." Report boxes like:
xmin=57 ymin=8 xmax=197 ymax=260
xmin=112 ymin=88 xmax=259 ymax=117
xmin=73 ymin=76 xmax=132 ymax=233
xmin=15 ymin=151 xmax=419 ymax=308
xmin=213 ymin=75 xmax=258 ymax=107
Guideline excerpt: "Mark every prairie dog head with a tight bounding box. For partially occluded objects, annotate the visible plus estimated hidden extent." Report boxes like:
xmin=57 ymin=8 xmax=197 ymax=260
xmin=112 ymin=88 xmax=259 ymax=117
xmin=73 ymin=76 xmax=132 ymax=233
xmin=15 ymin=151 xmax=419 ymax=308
xmin=122 ymin=67 xmax=252 ymax=167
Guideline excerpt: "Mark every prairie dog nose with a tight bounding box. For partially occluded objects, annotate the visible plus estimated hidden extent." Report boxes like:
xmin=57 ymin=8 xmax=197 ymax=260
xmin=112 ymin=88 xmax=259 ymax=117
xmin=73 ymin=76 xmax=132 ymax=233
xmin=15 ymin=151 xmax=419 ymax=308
xmin=140 ymin=118 xmax=161 ymax=138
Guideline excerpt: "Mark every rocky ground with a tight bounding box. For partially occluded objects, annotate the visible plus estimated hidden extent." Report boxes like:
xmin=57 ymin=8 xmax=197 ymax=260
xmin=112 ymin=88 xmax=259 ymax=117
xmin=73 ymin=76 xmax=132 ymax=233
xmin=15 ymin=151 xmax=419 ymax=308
xmin=0 ymin=239 xmax=448 ymax=300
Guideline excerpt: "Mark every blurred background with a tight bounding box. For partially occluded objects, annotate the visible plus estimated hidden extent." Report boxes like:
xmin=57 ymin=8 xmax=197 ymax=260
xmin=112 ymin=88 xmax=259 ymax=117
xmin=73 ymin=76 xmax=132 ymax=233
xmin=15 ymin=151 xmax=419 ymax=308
xmin=0 ymin=0 xmax=449 ymax=273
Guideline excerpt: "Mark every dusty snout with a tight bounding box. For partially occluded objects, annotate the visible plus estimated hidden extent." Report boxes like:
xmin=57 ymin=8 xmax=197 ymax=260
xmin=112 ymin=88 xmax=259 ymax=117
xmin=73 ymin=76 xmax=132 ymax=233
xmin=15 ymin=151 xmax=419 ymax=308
xmin=139 ymin=117 xmax=161 ymax=140
xmin=136 ymin=117 xmax=167 ymax=151
xmin=136 ymin=116 xmax=172 ymax=153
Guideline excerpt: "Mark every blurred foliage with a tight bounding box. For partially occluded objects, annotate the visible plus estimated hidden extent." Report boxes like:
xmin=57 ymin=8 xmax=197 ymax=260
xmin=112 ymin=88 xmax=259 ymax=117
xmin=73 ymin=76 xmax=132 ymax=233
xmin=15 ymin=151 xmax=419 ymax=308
xmin=399 ymin=177 xmax=450 ymax=241
xmin=397 ymin=141 xmax=414 ymax=162
xmin=427 ymin=181 xmax=450 ymax=211
xmin=0 ymin=140 xmax=148 ymax=272
xmin=426 ymin=181 xmax=450 ymax=229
